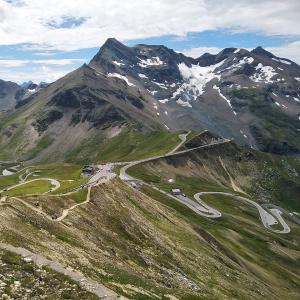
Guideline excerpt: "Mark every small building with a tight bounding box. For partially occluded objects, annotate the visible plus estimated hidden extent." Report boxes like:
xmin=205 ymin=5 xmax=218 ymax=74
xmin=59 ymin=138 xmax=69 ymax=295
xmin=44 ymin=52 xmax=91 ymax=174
xmin=171 ymin=188 xmax=181 ymax=195
xmin=82 ymin=165 xmax=94 ymax=175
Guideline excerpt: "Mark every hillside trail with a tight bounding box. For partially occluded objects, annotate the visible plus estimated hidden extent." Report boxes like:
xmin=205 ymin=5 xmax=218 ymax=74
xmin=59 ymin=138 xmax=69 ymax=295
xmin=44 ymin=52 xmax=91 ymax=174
xmin=55 ymin=186 xmax=91 ymax=222
xmin=218 ymin=156 xmax=246 ymax=194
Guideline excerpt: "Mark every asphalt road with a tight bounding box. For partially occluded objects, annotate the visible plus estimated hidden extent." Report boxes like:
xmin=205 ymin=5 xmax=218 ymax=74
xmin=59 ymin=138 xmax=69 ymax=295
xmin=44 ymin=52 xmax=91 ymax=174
xmin=0 ymin=178 xmax=60 ymax=194
xmin=119 ymin=138 xmax=231 ymax=181
xmin=197 ymin=192 xmax=291 ymax=234
xmin=119 ymin=135 xmax=296 ymax=234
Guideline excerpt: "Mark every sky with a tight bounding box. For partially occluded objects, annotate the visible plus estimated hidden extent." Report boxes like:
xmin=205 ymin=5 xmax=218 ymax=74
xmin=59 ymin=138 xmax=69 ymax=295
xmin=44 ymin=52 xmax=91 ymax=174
xmin=0 ymin=0 xmax=300 ymax=83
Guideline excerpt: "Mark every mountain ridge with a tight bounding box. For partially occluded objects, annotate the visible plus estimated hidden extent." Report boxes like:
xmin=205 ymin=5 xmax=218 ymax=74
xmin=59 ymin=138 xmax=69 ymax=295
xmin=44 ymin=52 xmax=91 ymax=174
xmin=0 ymin=38 xmax=300 ymax=162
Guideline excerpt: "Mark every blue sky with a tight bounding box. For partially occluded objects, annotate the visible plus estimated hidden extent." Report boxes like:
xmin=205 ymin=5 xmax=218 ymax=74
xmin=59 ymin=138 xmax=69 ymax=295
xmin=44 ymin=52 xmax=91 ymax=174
xmin=0 ymin=0 xmax=299 ymax=83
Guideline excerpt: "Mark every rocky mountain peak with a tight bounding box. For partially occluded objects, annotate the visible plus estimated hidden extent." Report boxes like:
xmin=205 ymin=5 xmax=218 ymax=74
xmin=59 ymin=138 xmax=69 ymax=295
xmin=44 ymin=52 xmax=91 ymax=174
xmin=251 ymin=46 xmax=274 ymax=58
xmin=90 ymin=37 xmax=134 ymax=65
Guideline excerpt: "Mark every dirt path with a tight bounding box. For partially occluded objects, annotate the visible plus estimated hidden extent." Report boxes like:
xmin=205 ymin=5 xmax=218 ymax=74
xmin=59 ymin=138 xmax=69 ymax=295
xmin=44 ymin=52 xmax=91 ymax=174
xmin=218 ymin=156 xmax=246 ymax=194
xmin=55 ymin=186 xmax=91 ymax=222
xmin=0 ymin=242 xmax=119 ymax=299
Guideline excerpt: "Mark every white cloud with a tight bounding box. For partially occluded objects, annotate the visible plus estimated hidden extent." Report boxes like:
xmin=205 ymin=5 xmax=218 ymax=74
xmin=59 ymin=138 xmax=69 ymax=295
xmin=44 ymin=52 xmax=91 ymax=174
xmin=33 ymin=59 xmax=85 ymax=65
xmin=0 ymin=0 xmax=299 ymax=51
xmin=266 ymin=41 xmax=300 ymax=64
xmin=0 ymin=58 xmax=86 ymax=83
xmin=0 ymin=59 xmax=30 ymax=67
xmin=0 ymin=65 xmax=75 ymax=83
xmin=182 ymin=47 xmax=223 ymax=58
xmin=0 ymin=58 xmax=85 ymax=67
xmin=33 ymin=51 xmax=60 ymax=56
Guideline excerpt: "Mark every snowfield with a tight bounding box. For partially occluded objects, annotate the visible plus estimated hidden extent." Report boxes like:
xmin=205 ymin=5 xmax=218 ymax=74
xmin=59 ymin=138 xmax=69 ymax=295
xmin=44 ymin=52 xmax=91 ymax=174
xmin=250 ymin=63 xmax=277 ymax=83
xmin=107 ymin=73 xmax=135 ymax=86
xmin=171 ymin=60 xmax=225 ymax=107
xmin=138 ymin=56 xmax=164 ymax=67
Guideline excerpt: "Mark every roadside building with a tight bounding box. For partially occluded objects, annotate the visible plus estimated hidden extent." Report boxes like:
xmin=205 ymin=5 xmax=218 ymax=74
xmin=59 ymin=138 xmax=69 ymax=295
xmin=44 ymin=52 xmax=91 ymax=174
xmin=82 ymin=165 xmax=94 ymax=176
xmin=171 ymin=188 xmax=181 ymax=195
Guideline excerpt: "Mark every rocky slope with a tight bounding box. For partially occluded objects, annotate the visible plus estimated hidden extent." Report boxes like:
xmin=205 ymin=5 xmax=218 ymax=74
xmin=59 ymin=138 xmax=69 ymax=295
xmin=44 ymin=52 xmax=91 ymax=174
xmin=0 ymin=80 xmax=20 ymax=112
xmin=90 ymin=38 xmax=300 ymax=154
xmin=1 ymin=38 xmax=300 ymax=162
xmin=0 ymin=170 xmax=299 ymax=299
xmin=0 ymin=62 xmax=166 ymax=162
xmin=0 ymin=79 xmax=47 ymax=112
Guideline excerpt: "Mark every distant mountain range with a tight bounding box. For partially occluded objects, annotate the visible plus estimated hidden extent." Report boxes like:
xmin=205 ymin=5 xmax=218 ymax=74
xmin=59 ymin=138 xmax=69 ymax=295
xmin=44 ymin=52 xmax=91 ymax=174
xmin=0 ymin=80 xmax=48 ymax=111
xmin=0 ymin=38 xmax=300 ymax=162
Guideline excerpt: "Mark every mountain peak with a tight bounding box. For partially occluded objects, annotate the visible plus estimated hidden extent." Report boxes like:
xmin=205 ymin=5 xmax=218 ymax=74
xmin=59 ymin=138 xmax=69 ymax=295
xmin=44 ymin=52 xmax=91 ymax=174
xmin=251 ymin=46 xmax=274 ymax=58
xmin=90 ymin=37 xmax=132 ymax=64
xmin=102 ymin=37 xmax=124 ymax=48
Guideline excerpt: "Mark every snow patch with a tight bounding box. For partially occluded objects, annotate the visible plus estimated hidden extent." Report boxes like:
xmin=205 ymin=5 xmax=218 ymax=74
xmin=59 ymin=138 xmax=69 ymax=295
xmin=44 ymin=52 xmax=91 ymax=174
xmin=240 ymin=130 xmax=248 ymax=138
xmin=275 ymin=102 xmax=288 ymax=109
xmin=113 ymin=60 xmax=125 ymax=66
xmin=138 ymin=56 xmax=164 ymax=67
xmin=176 ymin=98 xmax=192 ymax=108
xmin=159 ymin=99 xmax=169 ymax=104
xmin=272 ymin=57 xmax=291 ymax=65
xmin=138 ymin=73 xmax=148 ymax=79
xmin=213 ymin=85 xmax=237 ymax=114
xmin=107 ymin=73 xmax=135 ymax=86
xmin=153 ymin=81 xmax=168 ymax=89
xmin=222 ymin=57 xmax=254 ymax=73
xmin=147 ymin=89 xmax=158 ymax=95
xmin=250 ymin=63 xmax=277 ymax=83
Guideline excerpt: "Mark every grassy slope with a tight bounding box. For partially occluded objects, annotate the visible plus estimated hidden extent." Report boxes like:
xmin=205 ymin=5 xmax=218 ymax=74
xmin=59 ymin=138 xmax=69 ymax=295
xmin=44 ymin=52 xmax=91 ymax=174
xmin=0 ymin=163 xmax=88 ymax=195
xmin=128 ymin=140 xmax=300 ymax=212
xmin=0 ymin=179 xmax=299 ymax=299
xmin=5 ymin=180 xmax=52 ymax=196
xmin=140 ymin=185 xmax=300 ymax=299
xmin=66 ymin=129 xmax=182 ymax=163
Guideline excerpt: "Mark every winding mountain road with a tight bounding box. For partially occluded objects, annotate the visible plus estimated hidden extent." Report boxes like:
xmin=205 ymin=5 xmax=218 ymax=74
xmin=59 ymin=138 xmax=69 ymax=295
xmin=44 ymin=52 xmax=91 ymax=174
xmin=119 ymin=138 xmax=231 ymax=181
xmin=0 ymin=132 xmax=298 ymax=234
xmin=119 ymin=135 xmax=298 ymax=234
xmin=196 ymin=192 xmax=291 ymax=234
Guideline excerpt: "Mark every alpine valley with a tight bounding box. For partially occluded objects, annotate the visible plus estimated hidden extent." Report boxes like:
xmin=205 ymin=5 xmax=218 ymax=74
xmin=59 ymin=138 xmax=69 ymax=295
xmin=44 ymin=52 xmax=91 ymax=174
xmin=0 ymin=38 xmax=299 ymax=300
